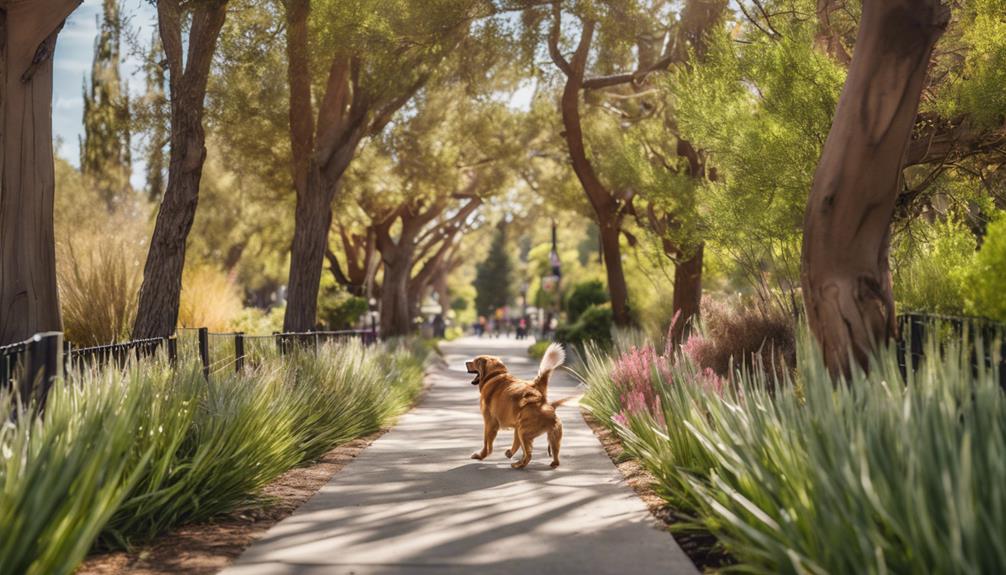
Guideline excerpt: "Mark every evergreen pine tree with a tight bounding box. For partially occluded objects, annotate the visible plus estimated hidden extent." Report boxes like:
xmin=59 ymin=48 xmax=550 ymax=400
xmin=143 ymin=31 xmax=167 ymax=203
xmin=80 ymin=0 xmax=131 ymax=211
xmin=474 ymin=222 xmax=515 ymax=317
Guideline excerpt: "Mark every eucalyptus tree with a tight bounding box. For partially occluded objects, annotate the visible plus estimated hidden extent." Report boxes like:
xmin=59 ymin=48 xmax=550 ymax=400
xmin=524 ymin=0 xmax=724 ymax=334
xmin=802 ymin=0 xmax=950 ymax=374
xmin=349 ymin=85 xmax=521 ymax=337
xmin=280 ymin=0 xmax=501 ymax=332
xmin=0 ymin=0 xmax=82 ymax=346
xmin=133 ymin=0 xmax=231 ymax=339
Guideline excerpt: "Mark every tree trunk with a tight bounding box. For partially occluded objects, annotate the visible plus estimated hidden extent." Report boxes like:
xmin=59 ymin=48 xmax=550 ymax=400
xmin=551 ymin=13 xmax=631 ymax=326
xmin=597 ymin=217 xmax=630 ymax=325
xmin=285 ymin=170 xmax=332 ymax=331
xmin=670 ymin=244 xmax=703 ymax=345
xmin=801 ymin=0 xmax=949 ymax=374
xmin=0 ymin=0 xmax=81 ymax=346
xmin=133 ymin=0 xmax=227 ymax=339
xmin=379 ymin=248 xmax=414 ymax=338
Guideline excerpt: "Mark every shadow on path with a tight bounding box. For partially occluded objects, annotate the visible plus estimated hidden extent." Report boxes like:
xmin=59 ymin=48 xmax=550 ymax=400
xmin=221 ymin=336 xmax=696 ymax=575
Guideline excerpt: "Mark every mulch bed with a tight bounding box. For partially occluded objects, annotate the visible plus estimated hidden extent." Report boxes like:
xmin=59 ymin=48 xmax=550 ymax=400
xmin=580 ymin=409 xmax=734 ymax=573
xmin=77 ymin=383 xmax=431 ymax=575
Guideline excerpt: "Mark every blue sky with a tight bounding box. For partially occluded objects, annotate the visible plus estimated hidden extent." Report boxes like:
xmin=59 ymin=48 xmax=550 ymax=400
xmin=54 ymin=0 xmax=157 ymax=189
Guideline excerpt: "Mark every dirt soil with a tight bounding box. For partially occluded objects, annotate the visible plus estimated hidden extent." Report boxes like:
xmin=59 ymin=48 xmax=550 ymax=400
xmin=581 ymin=409 xmax=735 ymax=573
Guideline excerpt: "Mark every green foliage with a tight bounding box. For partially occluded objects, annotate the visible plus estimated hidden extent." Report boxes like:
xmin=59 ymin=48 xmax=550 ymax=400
xmin=581 ymin=327 xmax=1006 ymax=574
xmin=527 ymin=339 xmax=551 ymax=360
xmin=474 ymin=222 xmax=515 ymax=316
xmin=565 ymin=279 xmax=608 ymax=324
xmin=318 ymin=290 xmax=368 ymax=330
xmin=893 ymin=219 xmax=976 ymax=316
xmin=557 ymin=303 xmax=613 ymax=349
xmin=0 ymin=368 xmax=149 ymax=575
xmin=1 ymin=340 xmax=429 ymax=570
xmin=80 ymin=0 xmax=132 ymax=211
xmin=931 ymin=0 xmax=1006 ymax=129
xmin=666 ymin=17 xmax=845 ymax=287
xmin=963 ymin=215 xmax=1006 ymax=321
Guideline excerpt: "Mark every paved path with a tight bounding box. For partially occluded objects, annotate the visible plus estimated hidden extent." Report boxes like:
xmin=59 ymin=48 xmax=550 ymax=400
xmin=222 ymin=337 xmax=697 ymax=575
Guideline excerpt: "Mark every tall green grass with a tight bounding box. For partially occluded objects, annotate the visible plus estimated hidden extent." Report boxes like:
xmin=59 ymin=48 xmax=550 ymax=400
xmin=0 ymin=339 xmax=429 ymax=573
xmin=580 ymin=330 xmax=1006 ymax=574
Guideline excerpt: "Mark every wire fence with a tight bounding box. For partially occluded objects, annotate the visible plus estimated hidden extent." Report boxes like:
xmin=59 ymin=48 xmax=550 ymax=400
xmin=1 ymin=327 xmax=378 ymax=413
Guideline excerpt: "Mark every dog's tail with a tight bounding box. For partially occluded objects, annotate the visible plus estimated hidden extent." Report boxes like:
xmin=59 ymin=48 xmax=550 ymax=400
xmin=534 ymin=342 xmax=566 ymax=398
xmin=550 ymin=395 xmax=579 ymax=408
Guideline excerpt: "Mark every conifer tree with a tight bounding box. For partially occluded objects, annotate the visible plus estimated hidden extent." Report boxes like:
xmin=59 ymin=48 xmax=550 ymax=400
xmin=80 ymin=0 xmax=132 ymax=212
xmin=142 ymin=31 xmax=167 ymax=203
xmin=474 ymin=222 xmax=514 ymax=317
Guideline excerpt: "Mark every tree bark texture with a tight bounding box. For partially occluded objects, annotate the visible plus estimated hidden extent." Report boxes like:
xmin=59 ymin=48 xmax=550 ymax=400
xmin=670 ymin=244 xmax=703 ymax=345
xmin=0 ymin=0 xmax=81 ymax=345
xmin=550 ymin=9 xmax=631 ymax=326
xmin=133 ymin=0 xmax=227 ymax=339
xmin=281 ymin=0 xmax=430 ymax=332
xmin=801 ymin=0 xmax=949 ymax=374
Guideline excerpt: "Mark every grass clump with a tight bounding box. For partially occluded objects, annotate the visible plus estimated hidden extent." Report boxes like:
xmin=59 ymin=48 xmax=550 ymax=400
xmin=1 ymin=339 xmax=430 ymax=572
xmin=579 ymin=327 xmax=1006 ymax=574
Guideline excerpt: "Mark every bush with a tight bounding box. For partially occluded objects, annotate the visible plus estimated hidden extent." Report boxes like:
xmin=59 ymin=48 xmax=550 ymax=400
xmin=581 ymin=328 xmax=1006 ymax=574
xmin=679 ymin=297 xmax=795 ymax=378
xmin=963 ymin=214 xmax=1006 ymax=322
xmin=318 ymin=289 xmax=368 ymax=330
xmin=893 ymin=219 xmax=974 ymax=316
xmin=557 ymin=303 xmax=613 ymax=348
xmin=58 ymin=233 xmax=144 ymax=346
xmin=528 ymin=340 xmax=551 ymax=359
xmin=0 ymin=340 xmax=430 ymax=571
xmin=565 ymin=280 xmax=608 ymax=324
xmin=178 ymin=265 xmax=244 ymax=331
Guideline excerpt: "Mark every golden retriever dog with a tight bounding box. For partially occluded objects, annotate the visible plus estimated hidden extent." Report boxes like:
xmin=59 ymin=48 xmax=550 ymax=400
xmin=466 ymin=343 xmax=569 ymax=469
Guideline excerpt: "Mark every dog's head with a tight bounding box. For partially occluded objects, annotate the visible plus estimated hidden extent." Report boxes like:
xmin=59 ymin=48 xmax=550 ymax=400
xmin=466 ymin=355 xmax=506 ymax=387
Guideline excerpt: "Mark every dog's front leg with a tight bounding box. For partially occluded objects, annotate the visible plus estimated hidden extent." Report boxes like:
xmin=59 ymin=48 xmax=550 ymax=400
xmin=472 ymin=418 xmax=499 ymax=460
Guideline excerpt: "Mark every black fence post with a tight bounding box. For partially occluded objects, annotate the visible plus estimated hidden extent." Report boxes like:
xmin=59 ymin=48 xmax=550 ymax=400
xmin=167 ymin=335 xmax=178 ymax=366
xmin=23 ymin=332 xmax=63 ymax=413
xmin=235 ymin=332 xmax=245 ymax=373
xmin=198 ymin=327 xmax=210 ymax=379
xmin=274 ymin=331 xmax=285 ymax=356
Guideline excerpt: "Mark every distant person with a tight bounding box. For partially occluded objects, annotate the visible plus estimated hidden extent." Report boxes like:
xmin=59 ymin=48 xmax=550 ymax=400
xmin=432 ymin=314 xmax=445 ymax=338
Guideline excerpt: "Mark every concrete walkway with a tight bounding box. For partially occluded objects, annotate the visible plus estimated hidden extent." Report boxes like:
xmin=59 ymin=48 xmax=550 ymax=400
xmin=222 ymin=337 xmax=697 ymax=575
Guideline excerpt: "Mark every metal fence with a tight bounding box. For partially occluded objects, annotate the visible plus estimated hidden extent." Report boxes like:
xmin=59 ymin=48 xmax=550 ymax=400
xmin=896 ymin=313 xmax=1006 ymax=388
xmin=1 ymin=327 xmax=377 ymax=412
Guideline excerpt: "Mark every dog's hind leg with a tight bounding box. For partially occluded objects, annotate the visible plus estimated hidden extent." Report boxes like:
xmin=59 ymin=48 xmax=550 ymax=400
xmin=505 ymin=433 xmax=521 ymax=459
xmin=511 ymin=430 xmax=533 ymax=469
xmin=472 ymin=418 xmax=499 ymax=460
xmin=547 ymin=420 xmax=563 ymax=468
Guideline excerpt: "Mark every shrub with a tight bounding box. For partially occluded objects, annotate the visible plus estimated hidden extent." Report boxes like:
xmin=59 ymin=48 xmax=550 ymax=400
xmin=318 ymin=289 xmax=368 ymax=330
xmin=581 ymin=328 xmax=1006 ymax=574
xmin=0 ymin=369 xmax=149 ymax=575
xmin=58 ymin=233 xmax=144 ymax=346
xmin=679 ymin=297 xmax=795 ymax=378
xmin=178 ymin=265 xmax=244 ymax=331
xmin=963 ymin=214 xmax=1006 ymax=322
xmin=557 ymin=302 xmax=613 ymax=348
xmin=528 ymin=340 xmax=550 ymax=359
xmin=1 ymin=339 xmax=430 ymax=571
xmin=565 ymin=280 xmax=608 ymax=323
xmin=893 ymin=218 xmax=974 ymax=316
